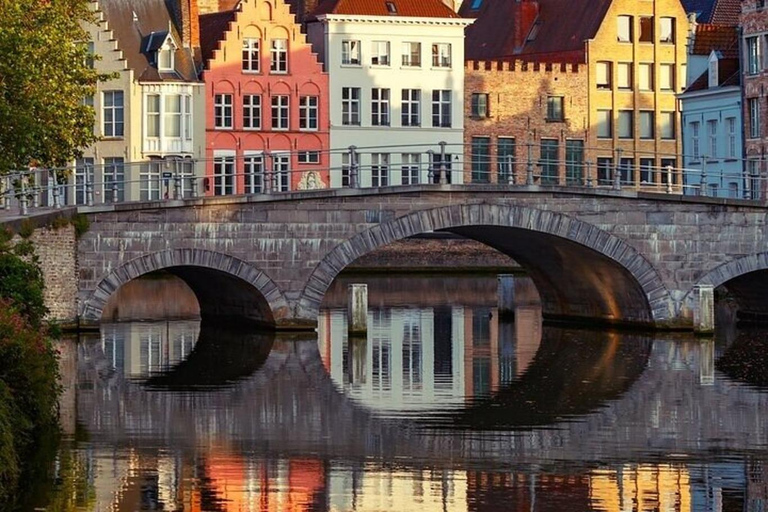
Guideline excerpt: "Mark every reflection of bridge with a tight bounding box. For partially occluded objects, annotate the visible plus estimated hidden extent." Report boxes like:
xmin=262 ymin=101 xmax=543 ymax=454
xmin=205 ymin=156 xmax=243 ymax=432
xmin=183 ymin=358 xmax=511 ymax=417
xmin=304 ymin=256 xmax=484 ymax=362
xmin=66 ymin=187 xmax=768 ymax=331
xmin=75 ymin=324 xmax=768 ymax=468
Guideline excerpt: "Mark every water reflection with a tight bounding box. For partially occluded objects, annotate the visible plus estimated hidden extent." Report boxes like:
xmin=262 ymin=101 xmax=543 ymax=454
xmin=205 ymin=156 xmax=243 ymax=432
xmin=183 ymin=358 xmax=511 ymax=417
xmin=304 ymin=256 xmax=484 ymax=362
xmin=28 ymin=274 xmax=768 ymax=511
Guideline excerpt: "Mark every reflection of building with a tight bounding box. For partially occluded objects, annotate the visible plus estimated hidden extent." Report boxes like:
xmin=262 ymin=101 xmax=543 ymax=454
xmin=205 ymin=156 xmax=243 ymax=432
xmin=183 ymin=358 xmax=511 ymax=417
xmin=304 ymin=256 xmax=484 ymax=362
xmin=100 ymin=320 xmax=200 ymax=378
xmin=317 ymin=303 xmax=542 ymax=411
xmin=590 ymin=465 xmax=692 ymax=512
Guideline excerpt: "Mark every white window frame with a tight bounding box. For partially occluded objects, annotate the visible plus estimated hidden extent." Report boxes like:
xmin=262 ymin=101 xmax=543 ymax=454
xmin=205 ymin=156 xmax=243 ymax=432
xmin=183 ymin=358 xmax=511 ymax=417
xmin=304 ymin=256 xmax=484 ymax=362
xmin=371 ymin=153 xmax=390 ymax=187
xmin=242 ymin=38 xmax=260 ymax=72
xmin=342 ymin=87 xmax=361 ymax=126
xmin=271 ymin=95 xmax=289 ymax=130
xmin=750 ymin=98 xmax=760 ymax=139
xmin=726 ymin=117 xmax=737 ymax=158
xmin=272 ymin=151 xmax=290 ymax=192
xmin=299 ymin=95 xmax=318 ymax=131
xmin=140 ymin=160 xmax=162 ymax=201
xmin=243 ymin=94 xmax=262 ymax=130
xmin=371 ymin=41 xmax=390 ymax=66
xmin=214 ymin=93 xmax=233 ymax=129
xmin=401 ymin=89 xmax=420 ymax=126
xmin=371 ymin=88 xmax=390 ymax=126
xmin=707 ymin=119 xmax=718 ymax=158
xmin=660 ymin=17 xmax=675 ymax=43
xmin=401 ymin=153 xmax=420 ymax=185
xmin=102 ymin=90 xmax=125 ymax=138
xmin=145 ymin=94 xmax=160 ymax=138
xmin=243 ymin=151 xmax=264 ymax=194
xmin=691 ymin=121 xmax=700 ymax=159
xmin=103 ymin=157 xmax=125 ymax=202
xmin=342 ymin=40 xmax=361 ymax=65
xmin=431 ymin=43 xmax=451 ymax=68
xmin=617 ymin=15 xmax=633 ymax=42
xmin=270 ymin=39 xmax=288 ymax=73
xmin=213 ymin=151 xmax=235 ymax=195
xmin=163 ymin=93 xmax=182 ymax=137
xmin=402 ymin=42 xmax=421 ymax=67
xmin=298 ymin=150 xmax=320 ymax=164
xmin=431 ymin=90 xmax=451 ymax=128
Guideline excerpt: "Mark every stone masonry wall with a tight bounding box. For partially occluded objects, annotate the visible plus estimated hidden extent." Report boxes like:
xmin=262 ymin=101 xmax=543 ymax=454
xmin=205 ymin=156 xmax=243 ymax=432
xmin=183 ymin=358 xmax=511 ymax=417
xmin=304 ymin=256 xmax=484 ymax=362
xmin=29 ymin=224 xmax=78 ymax=325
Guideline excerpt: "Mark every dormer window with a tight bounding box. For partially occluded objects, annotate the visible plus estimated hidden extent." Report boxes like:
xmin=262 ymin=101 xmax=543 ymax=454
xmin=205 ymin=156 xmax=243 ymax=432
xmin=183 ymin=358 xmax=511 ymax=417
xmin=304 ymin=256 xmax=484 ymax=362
xmin=386 ymin=1 xmax=397 ymax=14
xmin=158 ymin=45 xmax=174 ymax=71
xmin=708 ymin=51 xmax=720 ymax=88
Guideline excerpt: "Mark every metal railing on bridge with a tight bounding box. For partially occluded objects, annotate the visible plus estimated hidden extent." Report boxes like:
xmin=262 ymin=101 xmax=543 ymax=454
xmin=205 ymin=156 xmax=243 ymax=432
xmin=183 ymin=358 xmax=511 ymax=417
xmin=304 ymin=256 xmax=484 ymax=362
xmin=0 ymin=142 xmax=763 ymax=216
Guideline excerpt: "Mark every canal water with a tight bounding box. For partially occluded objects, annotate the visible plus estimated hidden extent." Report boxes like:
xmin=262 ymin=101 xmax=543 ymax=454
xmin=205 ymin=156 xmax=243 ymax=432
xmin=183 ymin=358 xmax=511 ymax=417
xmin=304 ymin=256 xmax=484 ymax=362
xmin=18 ymin=273 xmax=768 ymax=511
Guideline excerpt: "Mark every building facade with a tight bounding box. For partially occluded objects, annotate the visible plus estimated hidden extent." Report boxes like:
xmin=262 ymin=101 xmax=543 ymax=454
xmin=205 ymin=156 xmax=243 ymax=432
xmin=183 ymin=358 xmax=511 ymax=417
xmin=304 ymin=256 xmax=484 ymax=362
xmin=741 ymin=0 xmax=768 ymax=198
xmin=462 ymin=0 xmax=688 ymax=189
xmin=200 ymin=0 xmax=330 ymax=195
xmin=305 ymin=0 xmax=472 ymax=187
xmin=78 ymin=0 xmax=205 ymax=204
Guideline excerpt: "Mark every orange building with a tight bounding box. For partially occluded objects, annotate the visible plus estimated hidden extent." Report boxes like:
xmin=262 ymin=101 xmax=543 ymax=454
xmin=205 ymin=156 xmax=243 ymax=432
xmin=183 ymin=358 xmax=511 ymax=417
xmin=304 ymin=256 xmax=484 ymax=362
xmin=200 ymin=0 xmax=330 ymax=195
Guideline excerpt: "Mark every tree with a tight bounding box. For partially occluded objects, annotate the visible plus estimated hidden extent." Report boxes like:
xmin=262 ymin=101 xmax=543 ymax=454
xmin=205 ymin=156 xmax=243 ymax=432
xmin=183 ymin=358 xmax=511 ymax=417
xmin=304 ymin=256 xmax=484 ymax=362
xmin=0 ymin=0 xmax=109 ymax=174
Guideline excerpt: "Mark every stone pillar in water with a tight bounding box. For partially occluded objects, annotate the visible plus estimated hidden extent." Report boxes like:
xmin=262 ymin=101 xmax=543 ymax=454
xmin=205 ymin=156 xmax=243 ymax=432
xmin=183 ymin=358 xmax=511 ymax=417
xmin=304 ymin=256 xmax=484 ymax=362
xmin=348 ymin=284 xmax=368 ymax=334
xmin=498 ymin=274 xmax=516 ymax=319
xmin=693 ymin=284 xmax=715 ymax=335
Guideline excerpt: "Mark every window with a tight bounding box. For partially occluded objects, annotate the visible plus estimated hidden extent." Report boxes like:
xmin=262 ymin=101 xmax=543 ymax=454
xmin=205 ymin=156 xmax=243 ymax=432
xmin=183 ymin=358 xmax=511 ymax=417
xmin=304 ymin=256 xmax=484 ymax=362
xmin=660 ymin=111 xmax=675 ymax=139
xmin=471 ymin=93 xmax=489 ymax=118
xmin=659 ymin=63 xmax=675 ymax=91
xmin=272 ymin=152 xmax=290 ymax=191
xmin=371 ymin=88 xmax=390 ymax=126
xmin=726 ymin=117 xmax=737 ymax=158
xmin=103 ymin=157 xmax=125 ymax=202
xmin=371 ymin=153 xmax=390 ymax=187
xmin=691 ymin=121 xmax=700 ymax=159
xmin=470 ymin=0 xmax=482 ymax=8
xmin=371 ymin=41 xmax=390 ymax=65
xmin=271 ymin=95 xmax=289 ymax=130
xmin=497 ymin=137 xmax=515 ymax=182
xmin=244 ymin=153 xmax=264 ymax=194
xmin=298 ymin=151 xmax=320 ymax=164
xmin=342 ymin=87 xmax=361 ymax=125
xmin=747 ymin=36 xmax=761 ymax=75
xmin=639 ymin=16 xmax=653 ymax=42
xmin=213 ymin=152 xmax=235 ymax=195
xmin=546 ymin=96 xmax=564 ymax=121
xmin=431 ymin=152 xmax=452 ymax=183
xmin=341 ymin=153 xmax=351 ymax=187
xmin=471 ymin=136 xmax=491 ymax=183
xmin=74 ymin=158 xmax=94 ymax=205
xmin=749 ymin=97 xmax=760 ymax=138
xmin=661 ymin=158 xmax=678 ymax=184
xmin=158 ymin=46 xmax=174 ymax=71
xmin=214 ymin=93 xmax=233 ymax=129
xmin=617 ymin=62 xmax=632 ymax=89
xmin=660 ymin=17 xmax=675 ymax=43
xmin=639 ymin=111 xmax=654 ymax=139
xmin=639 ymin=63 xmax=653 ymax=90
xmin=299 ymin=96 xmax=318 ymax=131
xmin=619 ymin=157 xmax=633 ymax=184
xmin=183 ymin=95 xmax=192 ymax=140
xmin=707 ymin=119 xmax=718 ymax=158
xmin=85 ymin=41 xmax=95 ymax=69
xmin=386 ymin=1 xmax=397 ymax=13
xmin=597 ymin=157 xmax=613 ymax=185
xmin=243 ymin=94 xmax=262 ymax=130
xmin=102 ymin=90 xmax=124 ymax=137
xmin=270 ymin=39 xmax=288 ymax=73
xmin=402 ymin=42 xmax=421 ymax=67
xmin=164 ymin=94 xmax=182 ymax=137
xmin=596 ymin=61 xmax=612 ymax=89
xmin=146 ymin=94 xmax=160 ymax=137
xmin=565 ymin=139 xmax=584 ymax=184
xmin=242 ymin=38 xmax=260 ymax=72
xmin=618 ymin=110 xmax=633 ymax=139
xmin=401 ymin=89 xmax=420 ymax=126
xmin=597 ymin=109 xmax=612 ymax=138
xmin=431 ymin=90 xmax=451 ymax=128
xmin=342 ymin=40 xmax=361 ymax=65
xmin=540 ymin=139 xmax=558 ymax=185
xmin=401 ymin=153 xmax=420 ymax=185
xmin=140 ymin=161 xmax=161 ymax=201
xmin=640 ymin=158 xmax=655 ymax=184
xmin=617 ymin=15 xmax=633 ymax=42
xmin=432 ymin=43 xmax=451 ymax=68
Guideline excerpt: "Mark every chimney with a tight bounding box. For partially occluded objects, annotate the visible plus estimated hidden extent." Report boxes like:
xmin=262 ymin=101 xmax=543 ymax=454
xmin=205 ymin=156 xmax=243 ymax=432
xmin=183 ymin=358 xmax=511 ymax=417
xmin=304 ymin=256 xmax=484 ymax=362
xmin=179 ymin=0 xmax=201 ymax=50
xmin=512 ymin=0 xmax=539 ymax=53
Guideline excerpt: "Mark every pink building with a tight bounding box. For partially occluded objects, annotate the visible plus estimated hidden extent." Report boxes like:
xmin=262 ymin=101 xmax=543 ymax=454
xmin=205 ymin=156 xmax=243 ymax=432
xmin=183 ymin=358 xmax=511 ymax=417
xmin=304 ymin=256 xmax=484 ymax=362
xmin=200 ymin=0 xmax=329 ymax=195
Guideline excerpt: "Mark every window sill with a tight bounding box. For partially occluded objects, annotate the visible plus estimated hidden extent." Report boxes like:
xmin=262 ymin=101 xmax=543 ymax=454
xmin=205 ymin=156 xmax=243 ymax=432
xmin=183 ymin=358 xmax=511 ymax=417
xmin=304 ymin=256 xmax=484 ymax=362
xmin=469 ymin=115 xmax=491 ymax=120
xmin=101 ymin=136 xmax=125 ymax=140
xmin=270 ymin=70 xmax=288 ymax=75
xmin=400 ymin=65 xmax=422 ymax=70
xmin=299 ymin=127 xmax=319 ymax=132
xmin=243 ymin=127 xmax=263 ymax=131
xmin=341 ymin=63 xmax=362 ymax=68
xmin=370 ymin=64 xmax=391 ymax=68
xmin=242 ymin=70 xmax=262 ymax=75
xmin=271 ymin=127 xmax=289 ymax=131
xmin=213 ymin=127 xmax=233 ymax=131
xmin=545 ymin=118 xmax=565 ymax=123
xmin=430 ymin=66 xmax=452 ymax=71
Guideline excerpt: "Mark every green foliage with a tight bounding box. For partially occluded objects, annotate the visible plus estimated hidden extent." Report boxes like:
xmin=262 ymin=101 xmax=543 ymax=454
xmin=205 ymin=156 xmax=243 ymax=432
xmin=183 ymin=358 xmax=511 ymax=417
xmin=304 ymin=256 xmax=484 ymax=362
xmin=0 ymin=248 xmax=47 ymax=328
xmin=18 ymin=219 xmax=35 ymax=239
xmin=0 ymin=0 xmax=112 ymax=173
xmin=70 ymin=213 xmax=90 ymax=238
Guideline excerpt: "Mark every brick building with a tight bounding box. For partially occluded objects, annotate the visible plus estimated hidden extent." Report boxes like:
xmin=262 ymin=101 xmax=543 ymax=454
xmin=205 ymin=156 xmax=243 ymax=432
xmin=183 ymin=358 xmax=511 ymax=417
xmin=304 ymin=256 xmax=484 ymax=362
xmin=741 ymin=0 xmax=768 ymax=197
xmin=461 ymin=0 xmax=689 ymax=188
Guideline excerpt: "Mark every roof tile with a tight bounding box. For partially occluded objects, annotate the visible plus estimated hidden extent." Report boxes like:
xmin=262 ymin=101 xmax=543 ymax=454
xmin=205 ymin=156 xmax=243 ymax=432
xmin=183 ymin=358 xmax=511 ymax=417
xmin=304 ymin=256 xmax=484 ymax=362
xmin=312 ymin=0 xmax=460 ymax=18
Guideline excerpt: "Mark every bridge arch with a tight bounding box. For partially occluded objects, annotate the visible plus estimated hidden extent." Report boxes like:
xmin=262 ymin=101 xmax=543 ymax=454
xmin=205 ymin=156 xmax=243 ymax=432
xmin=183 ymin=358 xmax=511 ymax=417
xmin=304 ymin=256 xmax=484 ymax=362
xmin=691 ymin=252 xmax=768 ymax=320
xmin=81 ymin=248 xmax=289 ymax=327
xmin=298 ymin=204 xmax=672 ymax=327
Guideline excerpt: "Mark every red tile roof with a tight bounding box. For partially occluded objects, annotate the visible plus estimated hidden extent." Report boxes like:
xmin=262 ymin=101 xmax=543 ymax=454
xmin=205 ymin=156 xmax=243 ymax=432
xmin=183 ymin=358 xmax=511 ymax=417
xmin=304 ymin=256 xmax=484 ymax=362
xmin=312 ymin=0 xmax=460 ymax=18
xmin=710 ymin=0 xmax=741 ymax=25
xmin=460 ymin=0 xmax=611 ymax=63
xmin=691 ymin=24 xmax=739 ymax=57
xmin=199 ymin=10 xmax=237 ymax=67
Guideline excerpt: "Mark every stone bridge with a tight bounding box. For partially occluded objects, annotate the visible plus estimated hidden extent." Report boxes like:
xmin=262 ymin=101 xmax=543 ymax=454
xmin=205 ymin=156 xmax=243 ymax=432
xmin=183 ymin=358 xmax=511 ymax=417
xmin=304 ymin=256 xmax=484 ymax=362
xmin=13 ymin=184 xmax=768 ymax=330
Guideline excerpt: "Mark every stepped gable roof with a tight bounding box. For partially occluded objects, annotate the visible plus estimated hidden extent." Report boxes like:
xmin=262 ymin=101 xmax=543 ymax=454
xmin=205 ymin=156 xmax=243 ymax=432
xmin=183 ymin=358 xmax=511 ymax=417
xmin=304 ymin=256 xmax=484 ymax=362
xmin=459 ymin=0 xmax=611 ymax=63
xmin=99 ymin=0 xmax=199 ymax=81
xmin=691 ymin=24 xmax=738 ymax=57
xmin=681 ymin=0 xmax=739 ymax=24
xmin=199 ymin=9 xmax=237 ymax=67
xmin=685 ymin=57 xmax=740 ymax=92
xmin=311 ymin=0 xmax=461 ymax=18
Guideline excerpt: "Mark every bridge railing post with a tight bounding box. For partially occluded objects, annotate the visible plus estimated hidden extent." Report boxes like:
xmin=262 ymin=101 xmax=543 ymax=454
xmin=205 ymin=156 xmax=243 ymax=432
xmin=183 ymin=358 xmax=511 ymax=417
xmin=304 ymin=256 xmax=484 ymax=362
xmin=1 ymin=175 xmax=8 ymax=211
xmin=666 ymin=165 xmax=673 ymax=194
xmin=585 ymin=160 xmax=593 ymax=187
xmin=700 ymin=157 xmax=708 ymax=197
xmin=613 ymin=148 xmax=622 ymax=191
xmin=52 ymin=168 xmax=61 ymax=209
xmin=31 ymin=169 xmax=40 ymax=209
xmin=507 ymin=154 xmax=516 ymax=185
xmin=437 ymin=141 xmax=447 ymax=185
xmin=85 ymin=164 xmax=94 ymax=206
xmin=526 ymin=141 xmax=534 ymax=185
xmin=173 ymin=158 xmax=182 ymax=200
xmin=19 ymin=172 xmax=28 ymax=216
xmin=426 ymin=150 xmax=435 ymax=183
xmin=348 ymin=146 xmax=360 ymax=188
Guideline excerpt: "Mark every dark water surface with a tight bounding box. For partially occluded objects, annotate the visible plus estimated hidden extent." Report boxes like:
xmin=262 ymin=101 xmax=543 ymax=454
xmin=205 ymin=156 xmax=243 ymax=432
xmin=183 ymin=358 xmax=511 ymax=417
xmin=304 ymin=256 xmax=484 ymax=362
xmin=24 ymin=274 xmax=768 ymax=511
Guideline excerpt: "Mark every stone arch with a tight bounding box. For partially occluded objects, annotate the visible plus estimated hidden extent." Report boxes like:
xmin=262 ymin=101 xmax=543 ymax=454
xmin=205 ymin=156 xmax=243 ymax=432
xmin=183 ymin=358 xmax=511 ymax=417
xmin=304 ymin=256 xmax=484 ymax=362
xmin=690 ymin=252 xmax=768 ymax=318
xmin=297 ymin=204 xmax=672 ymax=327
xmin=82 ymin=249 xmax=289 ymax=327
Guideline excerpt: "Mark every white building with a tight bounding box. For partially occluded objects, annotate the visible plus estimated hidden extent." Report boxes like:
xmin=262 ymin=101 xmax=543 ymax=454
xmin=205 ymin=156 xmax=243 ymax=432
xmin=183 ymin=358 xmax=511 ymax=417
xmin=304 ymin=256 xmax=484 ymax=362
xmin=306 ymin=0 xmax=472 ymax=187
